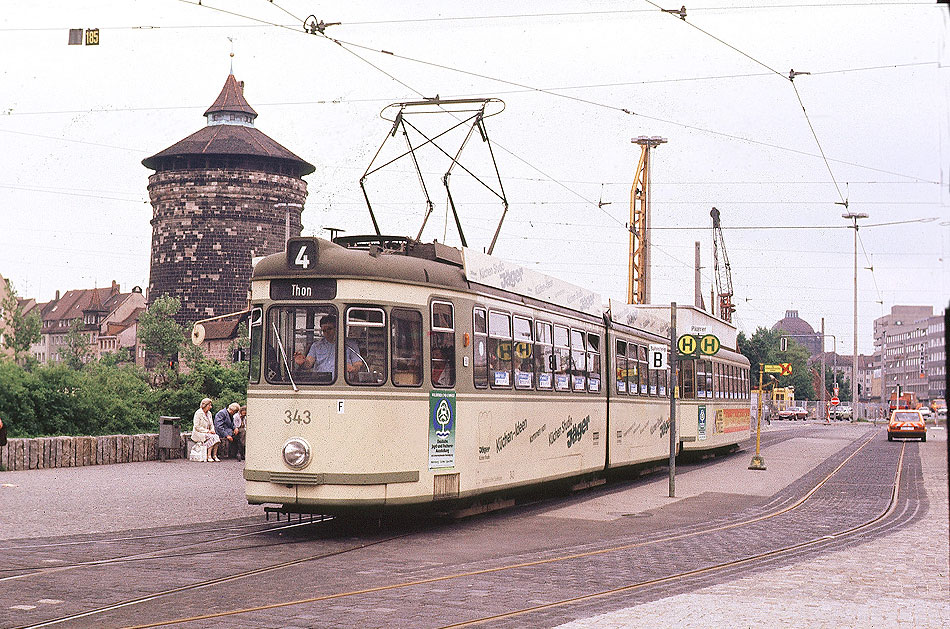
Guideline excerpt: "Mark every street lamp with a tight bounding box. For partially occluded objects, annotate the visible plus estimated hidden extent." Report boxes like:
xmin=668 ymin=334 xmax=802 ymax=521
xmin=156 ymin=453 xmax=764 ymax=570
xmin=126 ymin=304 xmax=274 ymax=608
xmin=843 ymin=211 xmax=868 ymax=415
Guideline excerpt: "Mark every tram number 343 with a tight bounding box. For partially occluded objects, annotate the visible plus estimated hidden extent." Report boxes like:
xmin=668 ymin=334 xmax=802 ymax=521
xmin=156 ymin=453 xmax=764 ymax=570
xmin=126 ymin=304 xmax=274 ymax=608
xmin=284 ymin=410 xmax=312 ymax=424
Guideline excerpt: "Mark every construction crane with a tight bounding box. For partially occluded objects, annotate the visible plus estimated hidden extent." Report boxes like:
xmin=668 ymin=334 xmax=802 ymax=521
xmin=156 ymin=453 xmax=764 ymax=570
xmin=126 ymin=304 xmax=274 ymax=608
xmin=628 ymin=136 xmax=667 ymax=304
xmin=710 ymin=207 xmax=735 ymax=323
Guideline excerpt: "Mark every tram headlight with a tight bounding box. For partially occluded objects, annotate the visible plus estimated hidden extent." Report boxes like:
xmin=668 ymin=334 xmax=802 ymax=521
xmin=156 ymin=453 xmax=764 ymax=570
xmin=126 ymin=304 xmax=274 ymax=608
xmin=282 ymin=438 xmax=311 ymax=469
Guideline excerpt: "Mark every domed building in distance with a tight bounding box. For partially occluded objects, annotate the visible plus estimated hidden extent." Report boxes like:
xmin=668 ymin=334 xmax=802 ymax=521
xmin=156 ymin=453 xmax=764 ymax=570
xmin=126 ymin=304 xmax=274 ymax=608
xmin=771 ymin=309 xmax=822 ymax=356
xmin=142 ymin=72 xmax=315 ymax=325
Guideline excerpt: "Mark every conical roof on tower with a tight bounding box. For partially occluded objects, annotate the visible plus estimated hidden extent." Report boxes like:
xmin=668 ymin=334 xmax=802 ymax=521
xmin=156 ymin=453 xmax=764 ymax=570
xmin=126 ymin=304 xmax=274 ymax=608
xmin=203 ymin=73 xmax=258 ymax=120
xmin=142 ymin=73 xmax=314 ymax=176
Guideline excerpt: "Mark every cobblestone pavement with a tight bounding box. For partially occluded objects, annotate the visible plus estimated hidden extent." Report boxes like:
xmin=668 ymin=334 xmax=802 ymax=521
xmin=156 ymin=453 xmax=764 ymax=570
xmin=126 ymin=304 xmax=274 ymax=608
xmin=558 ymin=426 xmax=949 ymax=629
xmin=1 ymin=422 xmax=944 ymax=628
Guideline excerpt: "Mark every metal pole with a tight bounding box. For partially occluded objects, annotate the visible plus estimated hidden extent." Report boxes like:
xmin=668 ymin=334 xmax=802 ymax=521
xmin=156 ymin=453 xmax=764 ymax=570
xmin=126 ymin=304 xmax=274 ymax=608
xmin=750 ymin=363 xmax=766 ymax=470
xmin=821 ymin=318 xmax=827 ymax=423
xmin=843 ymin=212 xmax=867 ymax=418
xmin=669 ymin=302 xmax=677 ymax=497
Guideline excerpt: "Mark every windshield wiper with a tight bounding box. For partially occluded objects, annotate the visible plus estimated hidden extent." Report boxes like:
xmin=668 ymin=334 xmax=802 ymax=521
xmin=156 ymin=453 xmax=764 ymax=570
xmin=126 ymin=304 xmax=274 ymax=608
xmin=272 ymin=322 xmax=298 ymax=392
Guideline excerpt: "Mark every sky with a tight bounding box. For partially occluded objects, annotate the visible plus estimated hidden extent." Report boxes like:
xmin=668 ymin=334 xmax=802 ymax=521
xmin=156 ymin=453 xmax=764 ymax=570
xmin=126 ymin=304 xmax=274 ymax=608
xmin=0 ymin=1 xmax=947 ymax=357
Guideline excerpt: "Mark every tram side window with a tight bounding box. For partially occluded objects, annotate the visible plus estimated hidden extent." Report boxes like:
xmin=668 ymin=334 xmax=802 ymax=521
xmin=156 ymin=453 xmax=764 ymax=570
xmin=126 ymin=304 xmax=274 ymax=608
xmin=344 ymin=307 xmax=386 ymax=386
xmin=554 ymin=325 xmax=571 ymax=391
xmin=266 ymin=305 xmax=337 ymax=385
xmin=658 ymin=361 xmax=668 ymax=396
xmin=473 ymin=308 xmax=488 ymax=389
xmin=705 ymin=361 xmax=714 ymax=398
xmin=535 ymin=321 xmax=554 ymax=390
xmin=488 ymin=311 xmax=512 ymax=388
xmin=615 ymin=340 xmax=628 ymax=394
xmin=680 ymin=359 xmax=696 ymax=399
xmin=570 ymin=329 xmax=587 ymax=391
xmin=637 ymin=345 xmax=648 ymax=394
xmin=391 ymin=308 xmax=423 ymax=387
xmin=627 ymin=343 xmax=639 ymax=395
xmin=731 ymin=365 xmax=737 ymax=399
xmin=696 ymin=360 xmax=709 ymax=398
xmin=248 ymin=306 xmax=263 ymax=384
xmin=513 ymin=316 xmax=534 ymax=389
xmin=430 ymin=301 xmax=455 ymax=388
xmin=587 ymin=333 xmax=601 ymax=392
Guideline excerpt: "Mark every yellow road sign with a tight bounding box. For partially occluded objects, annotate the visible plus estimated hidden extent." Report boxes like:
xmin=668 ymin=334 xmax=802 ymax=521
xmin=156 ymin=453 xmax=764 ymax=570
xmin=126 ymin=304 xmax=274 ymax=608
xmin=677 ymin=334 xmax=697 ymax=355
xmin=764 ymin=364 xmax=783 ymax=374
xmin=699 ymin=334 xmax=720 ymax=355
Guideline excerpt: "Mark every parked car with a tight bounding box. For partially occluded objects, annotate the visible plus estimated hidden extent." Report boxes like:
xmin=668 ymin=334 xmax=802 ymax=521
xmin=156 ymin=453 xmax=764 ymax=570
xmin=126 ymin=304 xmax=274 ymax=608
xmin=778 ymin=406 xmax=808 ymax=420
xmin=918 ymin=407 xmax=932 ymax=421
xmin=887 ymin=409 xmax=926 ymax=442
xmin=832 ymin=405 xmax=853 ymax=420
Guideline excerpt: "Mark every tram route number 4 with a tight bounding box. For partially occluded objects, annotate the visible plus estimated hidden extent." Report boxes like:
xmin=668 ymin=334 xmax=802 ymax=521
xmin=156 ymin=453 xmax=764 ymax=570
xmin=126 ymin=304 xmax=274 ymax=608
xmin=287 ymin=238 xmax=318 ymax=270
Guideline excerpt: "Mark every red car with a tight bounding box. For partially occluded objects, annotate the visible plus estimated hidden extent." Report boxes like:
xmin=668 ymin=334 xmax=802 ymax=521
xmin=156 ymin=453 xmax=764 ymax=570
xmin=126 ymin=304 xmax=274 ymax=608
xmin=887 ymin=410 xmax=926 ymax=442
xmin=778 ymin=406 xmax=808 ymax=420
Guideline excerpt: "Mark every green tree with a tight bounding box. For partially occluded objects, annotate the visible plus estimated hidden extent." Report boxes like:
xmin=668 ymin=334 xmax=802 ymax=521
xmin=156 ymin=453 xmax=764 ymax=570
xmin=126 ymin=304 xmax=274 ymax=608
xmin=738 ymin=327 xmax=816 ymax=399
xmin=1 ymin=281 xmax=41 ymax=364
xmin=137 ymin=295 xmax=185 ymax=363
xmin=61 ymin=319 xmax=93 ymax=370
xmin=824 ymin=369 xmax=853 ymax=402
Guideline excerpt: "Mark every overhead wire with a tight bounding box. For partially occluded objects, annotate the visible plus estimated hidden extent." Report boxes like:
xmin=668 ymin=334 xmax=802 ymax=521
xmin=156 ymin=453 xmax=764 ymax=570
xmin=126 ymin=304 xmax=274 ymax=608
xmin=644 ymin=0 xmax=849 ymax=205
xmin=173 ymin=0 xmax=941 ymax=316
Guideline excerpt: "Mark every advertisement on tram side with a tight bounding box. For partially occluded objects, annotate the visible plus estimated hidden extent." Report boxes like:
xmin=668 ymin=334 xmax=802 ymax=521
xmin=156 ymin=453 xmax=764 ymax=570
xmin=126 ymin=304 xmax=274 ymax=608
xmin=429 ymin=391 xmax=456 ymax=469
xmin=716 ymin=408 xmax=751 ymax=433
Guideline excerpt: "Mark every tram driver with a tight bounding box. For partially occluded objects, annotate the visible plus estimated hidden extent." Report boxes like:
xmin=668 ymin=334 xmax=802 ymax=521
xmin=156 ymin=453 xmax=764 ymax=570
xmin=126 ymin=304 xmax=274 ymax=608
xmin=293 ymin=314 xmax=361 ymax=382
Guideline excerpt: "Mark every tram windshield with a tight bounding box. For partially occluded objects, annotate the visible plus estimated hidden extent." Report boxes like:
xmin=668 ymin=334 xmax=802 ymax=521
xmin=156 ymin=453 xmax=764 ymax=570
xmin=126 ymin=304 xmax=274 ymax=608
xmin=265 ymin=305 xmax=339 ymax=385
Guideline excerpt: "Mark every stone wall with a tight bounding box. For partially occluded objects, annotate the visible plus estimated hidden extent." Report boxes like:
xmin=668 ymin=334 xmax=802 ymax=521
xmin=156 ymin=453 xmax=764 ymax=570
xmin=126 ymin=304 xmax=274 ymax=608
xmin=146 ymin=166 xmax=308 ymax=325
xmin=0 ymin=433 xmax=192 ymax=471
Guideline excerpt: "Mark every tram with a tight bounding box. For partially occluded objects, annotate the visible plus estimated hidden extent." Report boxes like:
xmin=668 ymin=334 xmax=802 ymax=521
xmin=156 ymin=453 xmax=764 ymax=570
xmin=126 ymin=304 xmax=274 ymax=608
xmin=241 ymin=236 xmax=751 ymax=514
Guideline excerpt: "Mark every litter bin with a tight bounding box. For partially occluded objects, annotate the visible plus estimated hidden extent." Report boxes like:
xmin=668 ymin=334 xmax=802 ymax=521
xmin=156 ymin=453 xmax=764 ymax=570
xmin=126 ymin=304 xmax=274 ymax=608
xmin=158 ymin=416 xmax=181 ymax=461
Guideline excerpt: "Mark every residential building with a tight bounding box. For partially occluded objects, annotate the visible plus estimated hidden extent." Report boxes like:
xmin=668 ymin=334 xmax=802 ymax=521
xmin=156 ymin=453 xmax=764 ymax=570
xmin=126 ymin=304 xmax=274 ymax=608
xmin=873 ymin=305 xmax=946 ymax=405
xmin=39 ymin=282 xmax=146 ymax=365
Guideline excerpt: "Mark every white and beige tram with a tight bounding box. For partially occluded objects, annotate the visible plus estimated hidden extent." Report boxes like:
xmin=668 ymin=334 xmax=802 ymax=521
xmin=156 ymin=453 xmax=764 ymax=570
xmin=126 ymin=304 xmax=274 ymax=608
xmin=243 ymin=236 xmax=751 ymax=514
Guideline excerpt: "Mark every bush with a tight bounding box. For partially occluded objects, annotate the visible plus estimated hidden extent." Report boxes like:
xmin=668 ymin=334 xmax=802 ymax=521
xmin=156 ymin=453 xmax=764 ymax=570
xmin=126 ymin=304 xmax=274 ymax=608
xmin=0 ymin=357 xmax=247 ymax=437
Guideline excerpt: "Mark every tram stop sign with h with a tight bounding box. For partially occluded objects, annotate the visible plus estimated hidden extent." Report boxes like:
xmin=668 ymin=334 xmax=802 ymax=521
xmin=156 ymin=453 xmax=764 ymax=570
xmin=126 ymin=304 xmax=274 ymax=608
xmin=648 ymin=344 xmax=667 ymax=370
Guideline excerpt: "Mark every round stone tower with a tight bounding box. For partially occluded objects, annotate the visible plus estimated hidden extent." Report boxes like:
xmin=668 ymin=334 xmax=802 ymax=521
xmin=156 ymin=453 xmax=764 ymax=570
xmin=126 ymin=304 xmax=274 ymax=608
xmin=143 ymin=73 xmax=315 ymax=325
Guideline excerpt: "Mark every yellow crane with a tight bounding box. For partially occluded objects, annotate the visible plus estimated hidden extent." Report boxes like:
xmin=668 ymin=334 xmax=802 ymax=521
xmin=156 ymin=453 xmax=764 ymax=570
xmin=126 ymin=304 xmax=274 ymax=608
xmin=628 ymin=136 xmax=666 ymax=304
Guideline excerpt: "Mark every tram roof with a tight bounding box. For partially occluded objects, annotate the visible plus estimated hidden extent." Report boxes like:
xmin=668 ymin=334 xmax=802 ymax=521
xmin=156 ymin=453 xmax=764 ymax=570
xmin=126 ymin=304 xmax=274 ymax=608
xmin=254 ymin=237 xmax=740 ymax=348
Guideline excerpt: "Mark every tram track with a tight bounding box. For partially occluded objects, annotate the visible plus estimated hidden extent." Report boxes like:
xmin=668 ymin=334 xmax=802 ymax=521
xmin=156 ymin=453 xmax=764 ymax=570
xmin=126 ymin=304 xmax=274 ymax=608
xmin=0 ymin=518 xmax=329 ymax=581
xmin=15 ymin=429 xmax=908 ymax=629
xmin=3 ymin=431 xmax=789 ymax=582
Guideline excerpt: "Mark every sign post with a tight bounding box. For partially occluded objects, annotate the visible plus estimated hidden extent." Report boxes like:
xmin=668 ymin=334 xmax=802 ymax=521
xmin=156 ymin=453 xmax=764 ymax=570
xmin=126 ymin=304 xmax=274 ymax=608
xmin=668 ymin=303 xmax=677 ymax=498
xmin=749 ymin=363 xmax=766 ymax=470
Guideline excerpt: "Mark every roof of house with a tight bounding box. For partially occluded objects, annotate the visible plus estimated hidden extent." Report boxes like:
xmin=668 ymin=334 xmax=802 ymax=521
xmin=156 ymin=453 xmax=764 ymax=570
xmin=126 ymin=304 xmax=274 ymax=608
xmin=42 ymin=283 xmax=127 ymax=329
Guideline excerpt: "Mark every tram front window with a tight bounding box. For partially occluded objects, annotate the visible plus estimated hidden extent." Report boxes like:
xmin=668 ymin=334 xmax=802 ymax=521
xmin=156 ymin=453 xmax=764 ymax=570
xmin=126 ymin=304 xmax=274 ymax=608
xmin=265 ymin=305 xmax=338 ymax=385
